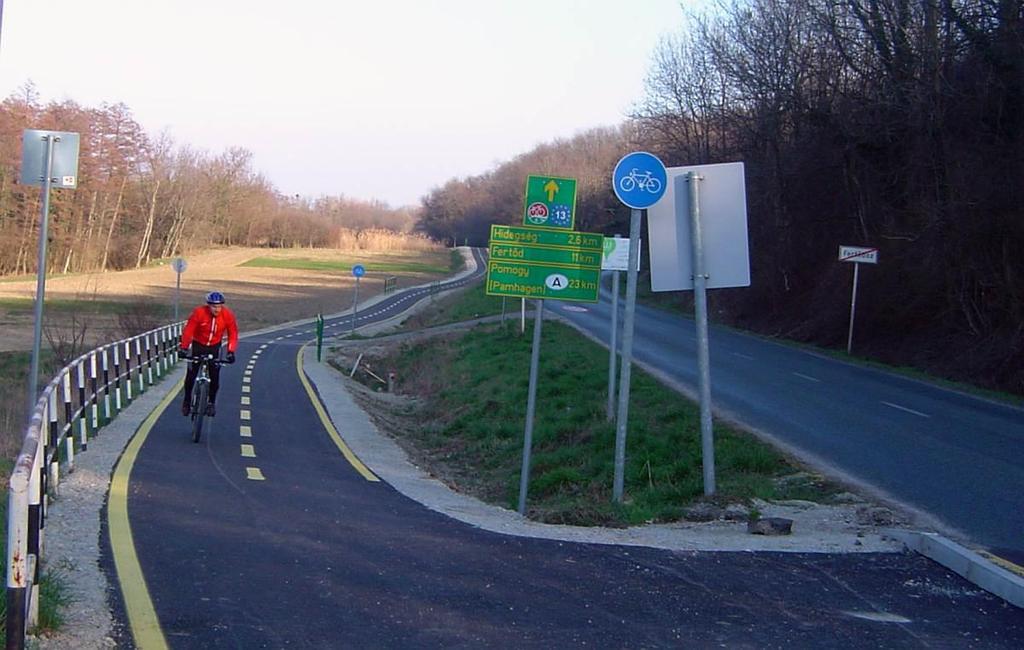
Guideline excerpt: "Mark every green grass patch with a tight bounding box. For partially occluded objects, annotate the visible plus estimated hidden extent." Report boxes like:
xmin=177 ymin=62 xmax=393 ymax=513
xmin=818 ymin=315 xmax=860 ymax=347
xmin=400 ymin=284 xmax=508 ymax=330
xmin=0 ymin=297 xmax=167 ymax=316
xmin=370 ymin=320 xmax=839 ymax=527
xmin=240 ymin=257 xmax=449 ymax=275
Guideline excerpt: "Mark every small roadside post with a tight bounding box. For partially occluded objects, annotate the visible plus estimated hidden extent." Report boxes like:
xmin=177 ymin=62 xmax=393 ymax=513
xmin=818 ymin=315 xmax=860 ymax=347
xmin=171 ymin=257 xmax=187 ymax=321
xmin=610 ymin=152 xmax=667 ymax=502
xmin=316 ymin=313 xmax=325 ymax=361
xmin=20 ymin=129 xmax=80 ymax=418
xmin=350 ymin=264 xmax=365 ymax=335
xmin=838 ymin=245 xmax=879 ymax=354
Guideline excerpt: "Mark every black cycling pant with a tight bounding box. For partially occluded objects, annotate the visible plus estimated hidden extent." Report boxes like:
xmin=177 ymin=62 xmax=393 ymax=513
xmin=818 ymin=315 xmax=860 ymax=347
xmin=183 ymin=342 xmax=222 ymax=405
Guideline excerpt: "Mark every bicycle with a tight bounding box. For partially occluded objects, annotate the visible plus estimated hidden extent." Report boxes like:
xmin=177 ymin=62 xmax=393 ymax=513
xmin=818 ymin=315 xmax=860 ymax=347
xmin=618 ymin=168 xmax=662 ymax=194
xmin=185 ymin=353 xmax=226 ymax=443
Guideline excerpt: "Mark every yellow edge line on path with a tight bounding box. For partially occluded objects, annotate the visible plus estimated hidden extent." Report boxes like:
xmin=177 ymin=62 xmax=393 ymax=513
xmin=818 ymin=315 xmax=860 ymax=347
xmin=296 ymin=343 xmax=379 ymax=482
xmin=108 ymin=381 xmax=179 ymax=650
xmin=980 ymin=551 xmax=1024 ymax=578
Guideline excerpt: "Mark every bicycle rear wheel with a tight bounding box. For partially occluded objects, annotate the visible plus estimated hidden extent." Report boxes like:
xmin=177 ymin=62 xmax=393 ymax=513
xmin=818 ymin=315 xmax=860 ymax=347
xmin=191 ymin=383 xmax=208 ymax=443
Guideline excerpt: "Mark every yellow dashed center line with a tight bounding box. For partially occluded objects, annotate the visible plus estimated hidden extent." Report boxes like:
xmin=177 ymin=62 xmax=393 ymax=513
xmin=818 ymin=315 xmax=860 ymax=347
xmin=246 ymin=467 xmax=265 ymax=481
xmin=241 ymin=444 xmax=256 ymax=458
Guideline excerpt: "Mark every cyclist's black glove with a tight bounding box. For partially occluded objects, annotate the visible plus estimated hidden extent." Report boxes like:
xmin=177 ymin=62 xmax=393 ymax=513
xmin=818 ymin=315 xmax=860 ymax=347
xmin=226 ymin=351 xmax=236 ymax=364
xmin=179 ymin=348 xmax=190 ymax=359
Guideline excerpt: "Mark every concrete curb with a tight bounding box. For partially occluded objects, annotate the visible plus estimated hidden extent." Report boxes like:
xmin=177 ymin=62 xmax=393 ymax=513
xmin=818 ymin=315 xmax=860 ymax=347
xmin=886 ymin=529 xmax=1024 ymax=609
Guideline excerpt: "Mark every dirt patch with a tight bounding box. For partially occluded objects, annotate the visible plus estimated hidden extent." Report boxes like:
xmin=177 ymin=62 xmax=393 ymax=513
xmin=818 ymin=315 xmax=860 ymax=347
xmin=0 ymin=247 xmax=450 ymax=351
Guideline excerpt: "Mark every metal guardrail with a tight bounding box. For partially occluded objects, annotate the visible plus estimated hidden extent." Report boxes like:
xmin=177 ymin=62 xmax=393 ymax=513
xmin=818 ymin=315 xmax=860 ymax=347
xmin=5 ymin=322 xmax=183 ymax=649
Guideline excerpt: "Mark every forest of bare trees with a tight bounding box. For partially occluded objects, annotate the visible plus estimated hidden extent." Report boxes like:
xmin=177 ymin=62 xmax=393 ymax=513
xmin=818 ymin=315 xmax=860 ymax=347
xmin=416 ymin=0 xmax=1023 ymax=395
xmin=0 ymin=85 xmax=423 ymax=277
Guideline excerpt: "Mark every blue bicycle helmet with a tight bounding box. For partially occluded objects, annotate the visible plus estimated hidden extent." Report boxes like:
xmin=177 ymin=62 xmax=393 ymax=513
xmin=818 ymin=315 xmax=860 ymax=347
xmin=206 ymin=291 xmax=226 ymax=305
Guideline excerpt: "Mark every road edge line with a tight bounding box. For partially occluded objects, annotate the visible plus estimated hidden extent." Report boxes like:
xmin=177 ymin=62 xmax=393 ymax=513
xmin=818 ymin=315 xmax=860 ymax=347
xmin=295 ymin=343 xmax=379 ymax=482
xmin=886 ymin=529 xmax=1024 ymax=609
xmin=107 ymin=380 xmax=180 ymax=650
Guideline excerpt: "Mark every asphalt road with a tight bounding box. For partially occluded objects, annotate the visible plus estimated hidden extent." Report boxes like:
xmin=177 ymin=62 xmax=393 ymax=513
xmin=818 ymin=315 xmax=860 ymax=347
xmin=550 ymin=275 xmax=1024 ymax=561
xmin=106 ymin=249 xmax=1024 ymax=648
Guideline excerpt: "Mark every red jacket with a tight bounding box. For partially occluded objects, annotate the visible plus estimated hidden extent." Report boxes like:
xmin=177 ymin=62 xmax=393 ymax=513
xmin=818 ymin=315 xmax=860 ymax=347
xmin=180 ymin=305 xmax=239 ymax=352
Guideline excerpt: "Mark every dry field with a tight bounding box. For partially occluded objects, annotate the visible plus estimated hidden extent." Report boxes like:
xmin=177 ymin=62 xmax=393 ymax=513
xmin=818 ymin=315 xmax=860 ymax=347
xmin=0 ymin=246 xmax=453 ymax=352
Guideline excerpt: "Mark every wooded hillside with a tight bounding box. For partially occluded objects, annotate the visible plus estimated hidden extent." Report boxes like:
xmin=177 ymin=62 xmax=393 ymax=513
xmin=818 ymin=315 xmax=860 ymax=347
xmin=415 ymin=0 xmax=1023 ymax=395
xmin=0 ymin=87 xmax=426 ymax=277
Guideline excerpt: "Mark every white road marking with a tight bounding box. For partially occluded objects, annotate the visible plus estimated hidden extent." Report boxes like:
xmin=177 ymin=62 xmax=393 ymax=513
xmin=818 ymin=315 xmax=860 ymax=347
xmin=243 ymin=376 xmax=251 ymax=384
xmin=241 ymin=396 xmax=251 ymax=405
xmin=245 ymin=467 xmax=265 ymax=481
xmin=242 ymin=385 xmax=251 ymax=393
xmin=793 ymin=372 xmax=821 ymax=383
xmin=259 ymin=344 xmax=268 ymax=350
xmin=881 ymin=401 xmax=931 ymax=418
xmin=241 ymin=444 xmax=256 ymax=458
xmin=731 ymin=352 xmax=755 ymax=360
xmin=240 ymin=425 xmax=252 ymax=437
xmin=241 ymin=410 xmax=251 ymax=420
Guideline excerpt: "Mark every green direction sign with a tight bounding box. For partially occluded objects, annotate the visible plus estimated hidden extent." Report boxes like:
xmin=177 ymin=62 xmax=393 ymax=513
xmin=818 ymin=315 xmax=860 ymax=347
xmin=491 ymin=224 xmax=602 ymax=250
xmin=486 ymin=260 xmax=601 ymax=302
xmin=487 ymin=224 xmax=602 ymax=302
xmin=522 ymin=175 xmax=577 ymax=230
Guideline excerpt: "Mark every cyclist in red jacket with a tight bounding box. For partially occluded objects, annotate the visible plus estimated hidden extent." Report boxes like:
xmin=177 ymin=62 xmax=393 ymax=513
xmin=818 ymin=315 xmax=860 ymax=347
xmin=179 ymin=291 xmax=238 ymax=417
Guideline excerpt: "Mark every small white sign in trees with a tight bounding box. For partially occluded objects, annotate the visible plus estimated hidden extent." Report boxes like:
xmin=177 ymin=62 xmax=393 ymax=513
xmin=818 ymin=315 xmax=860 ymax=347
xmin=839 ymin=245 xmax=880 ymax=353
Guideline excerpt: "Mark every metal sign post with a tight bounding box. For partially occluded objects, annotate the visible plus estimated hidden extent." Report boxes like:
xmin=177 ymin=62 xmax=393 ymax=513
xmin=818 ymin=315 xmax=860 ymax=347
xmin=350 ymin=264 xmax=365 ymax=335
xmin=838 ymin=246 xmax=879 ymax=354
xmin=610 ymin=152 xmax=667 ymax=503
xmin=686 ymin=172 xmax=716 ymax=496
xmin=517 ymin=299 xmax=545 ymax=514
xmin=607 ymin=271 xmax=619 ymax=422
xmin=171 ymin=257 xmax=187 ymax=321
xmin=601 ymin=236 xmax=637 ymax=422
xmin=21 ymin=130 xmax=80 ymax=418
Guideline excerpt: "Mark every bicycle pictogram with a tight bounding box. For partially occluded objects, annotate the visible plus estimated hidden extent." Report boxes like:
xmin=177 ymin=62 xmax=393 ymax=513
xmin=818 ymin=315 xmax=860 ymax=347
xmin=618 ymin=168 xmax=662 ymax=194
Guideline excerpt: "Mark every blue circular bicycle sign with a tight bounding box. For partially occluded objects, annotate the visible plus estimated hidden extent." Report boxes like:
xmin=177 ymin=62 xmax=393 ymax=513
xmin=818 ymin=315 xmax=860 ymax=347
xmin=352 ymin=264 xmax=365 ymax=278
xmin=612 ymin=151 xmax=667 ymax=209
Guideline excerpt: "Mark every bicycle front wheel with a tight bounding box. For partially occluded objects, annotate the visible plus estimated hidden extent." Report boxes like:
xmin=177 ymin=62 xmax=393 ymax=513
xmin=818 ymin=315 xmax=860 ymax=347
xmin=191 ymin=383 xmax=208 ymax=443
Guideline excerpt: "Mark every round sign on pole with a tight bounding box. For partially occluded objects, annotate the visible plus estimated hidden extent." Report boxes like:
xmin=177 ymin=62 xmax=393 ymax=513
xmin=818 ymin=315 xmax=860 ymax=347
xmin=612 ymin=151 xmax=668 ymax=209
xmin=352 ymin=264 xmax=365 ymax=278
xmin=171 ymin=257 xmax=187 ymax=273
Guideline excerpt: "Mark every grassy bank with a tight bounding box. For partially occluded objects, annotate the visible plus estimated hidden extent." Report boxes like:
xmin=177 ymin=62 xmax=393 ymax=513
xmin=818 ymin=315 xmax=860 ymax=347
xmin=338 ymin=301 xmax=841 ymax=527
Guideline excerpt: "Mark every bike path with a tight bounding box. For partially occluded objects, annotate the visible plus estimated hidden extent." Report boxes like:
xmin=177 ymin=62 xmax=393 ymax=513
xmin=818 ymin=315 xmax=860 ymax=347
xmin=107 ymin=251 xmax=1024 ymax=647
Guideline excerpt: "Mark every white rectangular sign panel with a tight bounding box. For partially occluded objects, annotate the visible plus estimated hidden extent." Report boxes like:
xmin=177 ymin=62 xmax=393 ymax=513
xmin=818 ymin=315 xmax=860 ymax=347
xmin=601 ymin=237 xmax=641 ymax=271
xmin=838 ymin=245 xmax=878 ymax=264
xmin=646 ymin=162 xmax=750 ymax=291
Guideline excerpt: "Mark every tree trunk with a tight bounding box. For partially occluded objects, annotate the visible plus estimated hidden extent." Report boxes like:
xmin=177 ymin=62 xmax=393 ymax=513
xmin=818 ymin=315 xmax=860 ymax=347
xmin=136 ymin=179 xmax=160 ymax=268
xmin=101 ymin=177 xmax=128 ymax=272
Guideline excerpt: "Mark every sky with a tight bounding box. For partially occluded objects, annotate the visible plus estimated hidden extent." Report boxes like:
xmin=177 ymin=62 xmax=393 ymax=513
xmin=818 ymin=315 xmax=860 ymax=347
xmin=0 ymin=0 xmax=694 ymax=207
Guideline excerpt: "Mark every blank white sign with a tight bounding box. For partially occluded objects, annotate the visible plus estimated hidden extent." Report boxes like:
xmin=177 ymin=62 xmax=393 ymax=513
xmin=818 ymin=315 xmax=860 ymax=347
xmin=647 ymin=162 xmax=751 ymax=291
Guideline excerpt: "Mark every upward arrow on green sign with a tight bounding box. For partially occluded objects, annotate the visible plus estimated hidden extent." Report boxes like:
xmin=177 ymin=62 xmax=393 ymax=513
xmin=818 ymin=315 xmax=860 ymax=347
xmin=523 ymin=175 xmax=577 ymax=230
